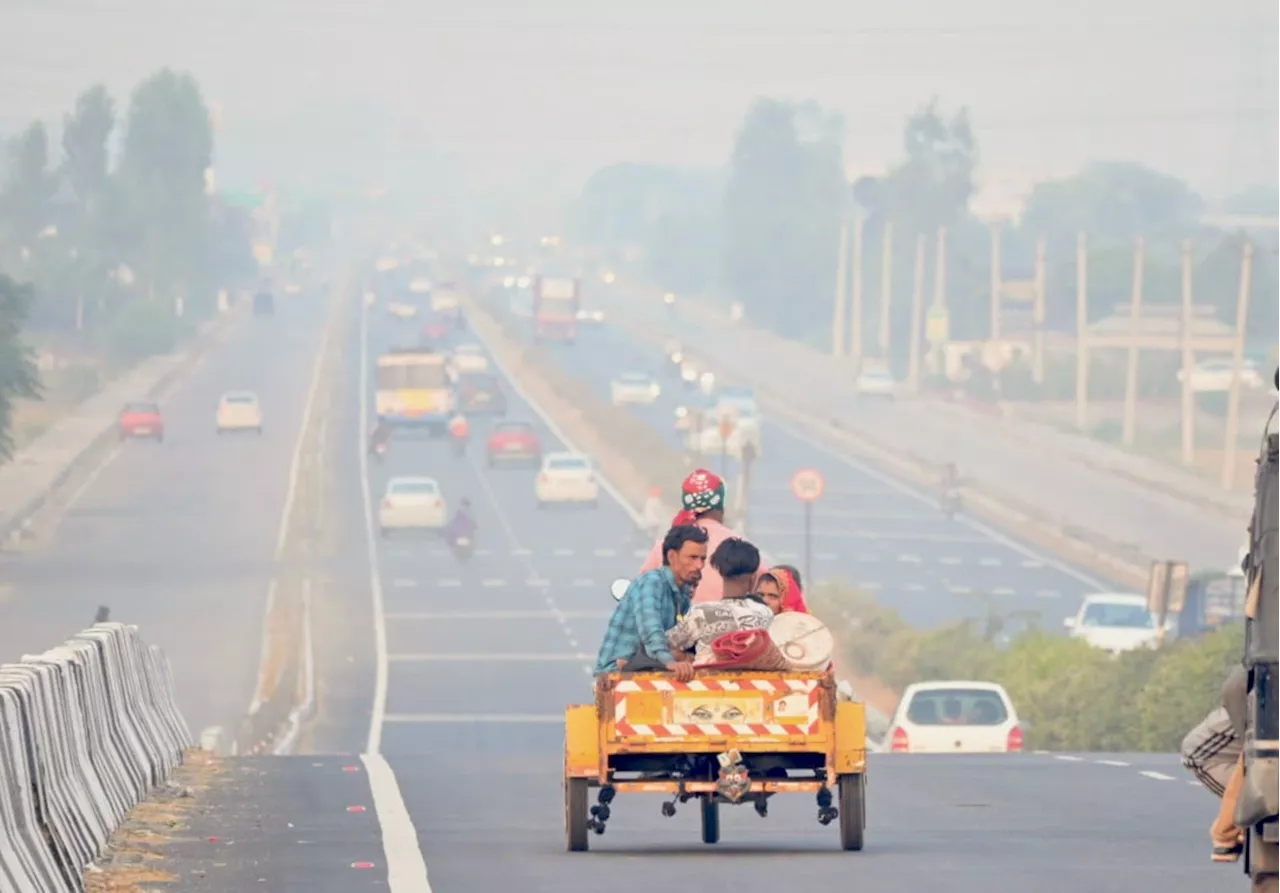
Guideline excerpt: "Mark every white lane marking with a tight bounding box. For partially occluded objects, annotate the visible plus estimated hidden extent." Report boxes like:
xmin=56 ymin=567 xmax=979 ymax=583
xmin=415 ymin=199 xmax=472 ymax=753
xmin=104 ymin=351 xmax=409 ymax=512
xmin=383 ymin=713 xmax=563 ymax=723
xmin=481 ymin=578 xmax=506 ymax=587
xmin=526 ymin=577 xmax=551 ymax=587
xmin=902 ymin=583 xmax=925 ymax=592
xmin=389 ymin=653 xmax=595 ymax=662
xmin=56 ymin=442 xmax=123 ymax=518
xmin=385 ymin=610 xmax=614 ymax=620
xmin=939 ymin=556 xmax=962 ymax=565
xmin=948 ymin=585 xmax=972 ymax=594
xmin=1095 ymin=760 xmax=1130 ymax=767
xmin=568 ymin=636 xmax=579 ymax=648
xmin=247 ymin=292 xmax=336 ymax=722
xmin=1140 ymin=771 xmax=1175 ymax=781
xmin=392 ymin=579 xmax=417 ymax=589
xmin=572 ymin=578 xmax=595 ymax=587
xmin=979 ymin=557 xmax=1002 ymax=567
xmin=361 ymin=754 xmax=432 ymax=892
xmin=1036 ymin=589 xmax=1061 ymax=599
xmin=594 ymin=547 xmax=617 ymax=557
xmin=632 ymin=548 xmax=647 ymax=558
xmin=362 ymin=300 xmax=392 ymax=755
xmin=513 ymin=547 xmax=533 ymax=556
xmin=1055 ymin=755 xmax=1084 ymax=762
xmin=992 ymin=586 xmax=1016 ymax=595
xmin=437 ymin=579 xmax=461 ymax=588
xmin=897 ymin=554 xmax=922 ymax=563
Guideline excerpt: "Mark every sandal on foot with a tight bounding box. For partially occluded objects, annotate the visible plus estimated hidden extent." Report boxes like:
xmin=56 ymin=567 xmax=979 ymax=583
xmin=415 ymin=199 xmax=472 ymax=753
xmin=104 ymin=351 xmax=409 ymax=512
xmin=1212 ymin=842 xmax=1244 ymax=862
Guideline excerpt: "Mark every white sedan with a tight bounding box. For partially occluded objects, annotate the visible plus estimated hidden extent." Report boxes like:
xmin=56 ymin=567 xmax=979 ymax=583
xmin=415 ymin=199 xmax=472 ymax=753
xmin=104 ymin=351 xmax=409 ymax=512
xmin=610 ymin=372 xmax=661 ymax=406
xmin=855 ymin=365 xmax=896 ymax=398
xmin=535 ymin=452 xmax=599 ymax=508
xmin=886 ymin=681 xmax=1023 ymax=753
xmin=1064 ymin=593 xmax=1163 ymax=654
xmin=378 ymin=476 xmax=447 ymax=536
xmin=1177 ymin=358 xmax=1263 ymax=393
xmin=451 ymin=344 xmax=489 ymax=374
xmin=216 ymin=391 xmax=263 ymax=434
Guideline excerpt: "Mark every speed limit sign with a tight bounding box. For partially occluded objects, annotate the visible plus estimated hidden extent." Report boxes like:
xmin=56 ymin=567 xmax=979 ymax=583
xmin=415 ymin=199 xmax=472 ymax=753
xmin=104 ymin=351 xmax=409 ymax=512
xmin=791 ymin=468 xmax=825 ymax=502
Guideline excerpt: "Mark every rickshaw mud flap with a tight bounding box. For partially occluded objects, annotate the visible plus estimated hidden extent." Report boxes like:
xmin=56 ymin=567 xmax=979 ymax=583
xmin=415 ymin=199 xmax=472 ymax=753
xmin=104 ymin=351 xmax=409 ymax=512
xmin=611 ymin=779 xmax=830 ymax=794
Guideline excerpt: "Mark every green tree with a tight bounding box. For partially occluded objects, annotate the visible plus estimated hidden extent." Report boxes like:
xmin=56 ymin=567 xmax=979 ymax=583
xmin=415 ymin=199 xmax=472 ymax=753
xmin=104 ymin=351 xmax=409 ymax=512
xmin=59 ymin=85 xmax=117 ymax=330
xmin=883 ymin=98 xmax=977 ymax=236
xmin=116 ymin=69 xmax=213 ymax=302
xmin=0 ymin=121 xmax=56 ymax=250
xmin=721 ymin=98 xmax=846 ymax=340
xmin=0 ymin=275 xmax=42 ymax=459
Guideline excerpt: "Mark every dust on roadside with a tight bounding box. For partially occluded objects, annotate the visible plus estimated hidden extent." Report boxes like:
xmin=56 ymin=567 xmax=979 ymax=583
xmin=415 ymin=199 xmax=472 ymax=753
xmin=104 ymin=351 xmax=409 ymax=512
xmin=85 ymin=748 xmax=226 ymax=893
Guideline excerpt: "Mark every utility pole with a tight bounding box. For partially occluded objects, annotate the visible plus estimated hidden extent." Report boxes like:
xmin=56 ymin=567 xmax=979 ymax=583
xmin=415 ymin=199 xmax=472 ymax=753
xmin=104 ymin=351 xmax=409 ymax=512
xmin=989 ymin=222 xmax=1002 ymax=341
xmin=1074 ymin=232 xmax=1090 ymax=431
xmin=1121 ymin=238 xmax=1146 ymax=448
xmin=908 ymin=234 xmax=926 ymax=391
xmin=1032 ymin=236 xmax=1047 ymax=384
xmin=849 ymin=212 xmax=865 ymax=369
xmin=831 ymin=216 xmax=849 ymax=357
xmin=1222 ymin=241 xmax=1254 ymax=490
xmin=1178 ymin=240 xmax=1196 ymax=467
xmin=930 ymin=226 xmax=948 ymax=377
xmin=878 ymin=221 xmax=894 ymax=357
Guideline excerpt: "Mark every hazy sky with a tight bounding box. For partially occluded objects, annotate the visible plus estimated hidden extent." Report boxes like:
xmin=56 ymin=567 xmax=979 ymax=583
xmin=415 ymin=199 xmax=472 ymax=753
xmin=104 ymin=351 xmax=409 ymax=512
xmin=1 ymin=0 xmax=1275 ymax=202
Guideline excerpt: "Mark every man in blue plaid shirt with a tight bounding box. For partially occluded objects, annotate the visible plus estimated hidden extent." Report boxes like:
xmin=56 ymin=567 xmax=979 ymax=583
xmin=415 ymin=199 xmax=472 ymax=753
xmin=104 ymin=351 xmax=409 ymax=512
xmin=594 ymin=524 xmax=708 ymax=681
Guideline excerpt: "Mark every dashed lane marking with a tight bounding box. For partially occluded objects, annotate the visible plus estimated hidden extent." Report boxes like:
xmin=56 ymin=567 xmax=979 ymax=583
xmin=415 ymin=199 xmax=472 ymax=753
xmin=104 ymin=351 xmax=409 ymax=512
xmin=481 ymin=578 xmax=505 ymax=587
xmin=897 ymin=554 xmax=922 ymax=563
xmin=1036 ymin=589 xmax=1061 ymax=599
xmin=1096 ymin=760 xmax=1130 ymax=767
xmin=992 ymin=586 xmax=1016 ymax=595
xmin=392 ymin=579 xmax=417 ymax=589
xmin=388 ymin=652 xmax=596 ymax=662
xmin=383 ymin=713 xmax=563 ymax=723
xmin=948 ymin=585 xmax=973 ymax=594
xmin=1140 ymin=771 xmax=1175 ymax=781
xmin=939 ymin=557 xmax=962 ymax=565
xmin=901 ymin=583 xmax=925 ymax=592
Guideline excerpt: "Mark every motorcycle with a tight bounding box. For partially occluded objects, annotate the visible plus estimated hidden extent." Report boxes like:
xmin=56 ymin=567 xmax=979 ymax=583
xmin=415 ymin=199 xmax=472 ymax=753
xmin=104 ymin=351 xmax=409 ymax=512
xmin=452 ymin=533 xmax=474 ymax=562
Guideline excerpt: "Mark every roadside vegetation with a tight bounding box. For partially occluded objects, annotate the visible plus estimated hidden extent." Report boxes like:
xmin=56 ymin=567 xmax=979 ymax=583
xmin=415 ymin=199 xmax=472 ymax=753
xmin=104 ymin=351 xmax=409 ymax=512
xmin=808 ymin=583 xmax=1242 ymax=752
xmin=0 ymin=70 xmax=256 ymax=452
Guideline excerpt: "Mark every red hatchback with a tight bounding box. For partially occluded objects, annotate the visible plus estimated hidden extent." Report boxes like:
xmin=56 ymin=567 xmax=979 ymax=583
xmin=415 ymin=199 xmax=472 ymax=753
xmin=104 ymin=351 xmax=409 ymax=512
xmin=486 ymin=420 xmax=542 ymax=467
xmin=119 ymin=401 xmax=164 ymax=442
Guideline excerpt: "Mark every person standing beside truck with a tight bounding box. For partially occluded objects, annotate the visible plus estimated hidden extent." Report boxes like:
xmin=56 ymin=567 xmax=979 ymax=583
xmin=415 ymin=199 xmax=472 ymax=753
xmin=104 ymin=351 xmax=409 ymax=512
xmin=596 ymin=524 xmax=707 ymax=681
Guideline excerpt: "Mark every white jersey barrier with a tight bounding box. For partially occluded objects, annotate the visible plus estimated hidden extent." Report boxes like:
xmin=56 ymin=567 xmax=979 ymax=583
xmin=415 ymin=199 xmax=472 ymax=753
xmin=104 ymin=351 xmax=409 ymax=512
xmin=0 ymin=622 xmax=191 ymax=892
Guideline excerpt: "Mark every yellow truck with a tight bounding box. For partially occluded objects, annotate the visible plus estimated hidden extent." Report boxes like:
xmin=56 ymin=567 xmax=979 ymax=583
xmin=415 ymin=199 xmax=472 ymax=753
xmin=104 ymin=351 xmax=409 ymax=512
xmin=564 ymin=668 xmax=868 ymax=851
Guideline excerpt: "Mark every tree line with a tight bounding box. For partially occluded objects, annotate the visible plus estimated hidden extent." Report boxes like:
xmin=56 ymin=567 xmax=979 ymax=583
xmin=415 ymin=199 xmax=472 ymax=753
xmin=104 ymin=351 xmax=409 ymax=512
xmin=0 ymin=69 xmax=256 ymax=458
xmin=569 ymin=96 xmax=1278 ymax=364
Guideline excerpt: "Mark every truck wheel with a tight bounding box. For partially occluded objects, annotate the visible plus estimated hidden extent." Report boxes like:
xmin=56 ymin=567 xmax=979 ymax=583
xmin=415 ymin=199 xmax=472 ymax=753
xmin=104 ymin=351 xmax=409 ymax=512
xmin=700 ymin=796 xmax=720 ymax=844
xmin=837 ymin=773 xmax=866 ymax=851
xmin=565 ymin=778 xmax=589 ymax=852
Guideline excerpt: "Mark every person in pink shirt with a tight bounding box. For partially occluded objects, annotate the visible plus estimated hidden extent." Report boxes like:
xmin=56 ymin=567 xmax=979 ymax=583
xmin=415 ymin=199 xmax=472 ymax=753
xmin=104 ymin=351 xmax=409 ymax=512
xmin=639 ymin=469 xmax=769 ymax=603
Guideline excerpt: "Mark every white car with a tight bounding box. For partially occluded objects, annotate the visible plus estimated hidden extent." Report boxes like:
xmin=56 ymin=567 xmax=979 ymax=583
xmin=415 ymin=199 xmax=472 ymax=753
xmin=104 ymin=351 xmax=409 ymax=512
xmin=576 ymin=308 xmax=605 ymax=324
xmin=536 ymin=452 xmax=599 ymax=508
xmin=387 ymin=301 xmax=418 ymax=319
xmin=1177 ymin=358 xmax=1262 ymax=394
xmin=216 ymin=391 xmax=263 ymax=434
xmin=856 ymin=366 xmax=896 ymax=398
xmin=886 ymin=681 xmax=1023 ymax=753
xmin=610 ymin=372 xmax=661 ymax=406
xmin=451 ymin=344 xmax=489 ymax=374
xmin=1064 ymin=593 xmax=1161 ymax=654
xmin=378 ymin=476 xmax=447 ymax=535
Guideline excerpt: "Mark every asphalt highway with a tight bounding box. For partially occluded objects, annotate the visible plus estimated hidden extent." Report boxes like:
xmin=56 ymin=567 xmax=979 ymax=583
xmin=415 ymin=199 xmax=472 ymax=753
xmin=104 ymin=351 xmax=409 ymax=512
xmin=0 ymin=289 xmax=332 ymax=750
xmin=525 ymin=312 xmax=1113 ymax=633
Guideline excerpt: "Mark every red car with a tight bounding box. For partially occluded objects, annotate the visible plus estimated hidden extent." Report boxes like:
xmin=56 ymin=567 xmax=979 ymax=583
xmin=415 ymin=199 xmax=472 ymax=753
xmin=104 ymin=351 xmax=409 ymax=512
xmin=119 ymin=401 xmax=164 ymax=442
xmin=486 ymin=420 xmax=542 ymax=467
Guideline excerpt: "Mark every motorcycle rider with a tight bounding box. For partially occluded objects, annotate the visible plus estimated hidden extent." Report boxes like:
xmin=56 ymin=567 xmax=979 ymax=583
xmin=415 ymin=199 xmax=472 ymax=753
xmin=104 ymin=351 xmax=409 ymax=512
xmin=445 ymin=498 xmax=476 ymax=547
xmin=448 ymin=411 xmax=470 ymax=456
xmin=368 ymin=419 xmax=393 ymax=459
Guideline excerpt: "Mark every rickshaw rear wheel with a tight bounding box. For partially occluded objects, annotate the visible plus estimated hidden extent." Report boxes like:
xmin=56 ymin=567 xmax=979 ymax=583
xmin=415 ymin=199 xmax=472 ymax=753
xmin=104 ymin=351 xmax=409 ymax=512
xmin=565 ymin=778 xmax=589 ymax=852
xmin=701 ymin=796 xmax=720 ymax=844
xmin=838 ymin=774 xmax=866 ymax=851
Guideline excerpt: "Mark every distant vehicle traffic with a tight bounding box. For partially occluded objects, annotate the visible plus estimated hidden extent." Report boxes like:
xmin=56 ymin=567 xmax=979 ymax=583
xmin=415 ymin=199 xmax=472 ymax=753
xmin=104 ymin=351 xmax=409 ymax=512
xmin=486 ymin=420 xmax=542 ymax=466
xmin=533 ymin=276 xmax=580 ymax=343
xmin=458 ymin=373 xmax=507 ymax=415
xmin=855 ymin=365 xmax=896 ymax=399
xmin=536 ymin=452 xmax=599 ymax=508
xmin=1177 ymin=358 xmax=1263 ymax=393
xmin=1064 ymin=593 xmax=1161 ymax=654
xmin=119 ymin=402 xmax=164 ymax=442
xmin=450 ymin=343 xmax=489 ymax=375
xmin=378 ymin=476 xmax=447 ymax=536
xmin=375 ymin=349 xmax=454 ymax=432
xmin=610 ymin=372 xmax=661 ymax=406
xmin=216 ymin=391 xmax=263 ymax=435
xmin=887 ymin=681 xmax=1022 ymax=754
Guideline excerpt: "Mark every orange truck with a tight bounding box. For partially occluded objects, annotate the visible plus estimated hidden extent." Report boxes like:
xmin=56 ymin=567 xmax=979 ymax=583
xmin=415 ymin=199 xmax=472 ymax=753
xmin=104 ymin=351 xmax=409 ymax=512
xmin=564 ymin=669 xmax=868 ymax=851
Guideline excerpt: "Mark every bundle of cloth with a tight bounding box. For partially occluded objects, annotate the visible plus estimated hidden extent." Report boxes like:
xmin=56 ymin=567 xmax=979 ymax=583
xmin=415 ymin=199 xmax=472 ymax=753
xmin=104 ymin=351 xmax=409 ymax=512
xmin=699 ymin=629 xmax=791 ymax=671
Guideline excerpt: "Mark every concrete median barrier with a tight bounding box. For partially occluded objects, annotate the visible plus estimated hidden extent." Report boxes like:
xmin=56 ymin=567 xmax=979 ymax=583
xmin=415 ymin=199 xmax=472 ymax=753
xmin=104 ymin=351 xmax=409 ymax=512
xmin=0 ymin=623 xmax=190 ymax=892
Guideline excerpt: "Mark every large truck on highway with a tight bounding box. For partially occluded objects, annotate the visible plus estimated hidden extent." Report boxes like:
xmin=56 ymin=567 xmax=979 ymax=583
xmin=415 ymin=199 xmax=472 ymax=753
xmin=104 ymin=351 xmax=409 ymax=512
xmin=533 ymin=276 xmax=580 ymax=344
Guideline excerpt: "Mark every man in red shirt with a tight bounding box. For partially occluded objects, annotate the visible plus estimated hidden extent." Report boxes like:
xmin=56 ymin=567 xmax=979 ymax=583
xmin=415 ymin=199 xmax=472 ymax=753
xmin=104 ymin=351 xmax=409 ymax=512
xmin=638 ymin=469 xmax=769 ymax=604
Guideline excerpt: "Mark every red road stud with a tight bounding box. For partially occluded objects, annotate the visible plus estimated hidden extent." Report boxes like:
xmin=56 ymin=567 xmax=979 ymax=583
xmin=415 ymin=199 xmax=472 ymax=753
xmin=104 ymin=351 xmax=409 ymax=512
xmin=346 ymin=806 xmax=366 ymax=813
xmin=351 ymin=862 xmax=375 ymax=869
xmin=207 ymin=836 xmax=219 ymax=842
xmin=342 ymin=765 xmax=360 ymax=773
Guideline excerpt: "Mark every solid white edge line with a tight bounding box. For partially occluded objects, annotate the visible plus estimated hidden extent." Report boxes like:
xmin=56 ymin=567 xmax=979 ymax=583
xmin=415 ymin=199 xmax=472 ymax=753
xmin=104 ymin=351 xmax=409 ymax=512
xmin=362 ymin=753 xmax=433 ymax=892
xmin=361 ymin=298 xmax=392 ymax=756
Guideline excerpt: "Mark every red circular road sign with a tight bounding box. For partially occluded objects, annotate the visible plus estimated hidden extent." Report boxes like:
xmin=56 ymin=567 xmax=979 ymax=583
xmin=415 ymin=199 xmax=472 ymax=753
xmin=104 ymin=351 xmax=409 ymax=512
xmin=790 ymin=468 xmax=825 ymax=502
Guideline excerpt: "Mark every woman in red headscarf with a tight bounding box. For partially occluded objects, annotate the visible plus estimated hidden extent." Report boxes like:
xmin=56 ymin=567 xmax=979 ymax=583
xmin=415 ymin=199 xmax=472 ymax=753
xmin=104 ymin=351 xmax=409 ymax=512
xmin=638 ymin=468 xmax=769 ymax=604
xmin=756 ymin=567 xmax=808 ymax=613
